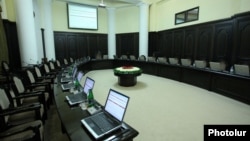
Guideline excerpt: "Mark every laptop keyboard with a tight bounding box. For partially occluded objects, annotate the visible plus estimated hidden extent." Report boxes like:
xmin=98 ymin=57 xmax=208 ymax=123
xmin=69 ymin=93 xmax=85 ymax=103
xmin=91 ymin=114 xmax=116 ymax=132
xmin=63 ymin=83 xmax=74 ymax=89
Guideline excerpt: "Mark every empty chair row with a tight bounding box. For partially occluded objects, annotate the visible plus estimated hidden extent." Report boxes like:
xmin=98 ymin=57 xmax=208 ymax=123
xmin=151 ymin=57 xmax=249 ymax=76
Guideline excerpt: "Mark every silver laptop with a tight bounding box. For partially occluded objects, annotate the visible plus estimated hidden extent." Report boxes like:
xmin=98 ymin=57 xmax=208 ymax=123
xmin=61 ymin=71 xmax=84 ymax=91
xmin=61 ymin=67 xmax=78 ymax=83
xmin=66 ymin=77 xmax=95 ymax=105
xmin=81 ymin=89 xmax=130 ymax=140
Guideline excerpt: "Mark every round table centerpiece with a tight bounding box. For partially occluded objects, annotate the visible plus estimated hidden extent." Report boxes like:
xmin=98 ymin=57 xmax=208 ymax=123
xmin=114 ymin=66 xmax=142 ymax=75
xmin=114 ymin=66 xmax=142 ymax=87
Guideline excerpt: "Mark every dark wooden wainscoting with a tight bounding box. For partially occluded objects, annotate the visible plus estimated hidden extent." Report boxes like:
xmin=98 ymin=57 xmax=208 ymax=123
xmin=2 ymin=20 xmax=21 ymax=70
xmin=54 ymin=32 xmax=108 ymax=62
xmin=116 ymin=32 xmax=139 ymax=58
xmin=149 ymin=11 xmax=250 ymax=68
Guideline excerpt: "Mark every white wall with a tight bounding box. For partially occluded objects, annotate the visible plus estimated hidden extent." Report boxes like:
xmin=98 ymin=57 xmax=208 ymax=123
xmin=149 ymin=0 xmax=250 ymax=31
xmin=52 ymin=1 xmax=108 ymax=33
xmin=116 ymin=6 xmax=140 ymax=33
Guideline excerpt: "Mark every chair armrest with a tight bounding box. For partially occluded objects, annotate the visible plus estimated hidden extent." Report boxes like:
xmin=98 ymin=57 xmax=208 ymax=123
xmin=23 ymin=90 xmax=45 ymax=95
xmin=17 ymin=91 xmax=44 ymax=97
xmin=26 ymin=83 xmax=48 ymax=90
xmin=0 ymin=121 xmax=41 ymax=138
xmin=0 ymin=103 xmax=41 ymax=117
xmin=37 ymin=76 xmax=55 ymax=82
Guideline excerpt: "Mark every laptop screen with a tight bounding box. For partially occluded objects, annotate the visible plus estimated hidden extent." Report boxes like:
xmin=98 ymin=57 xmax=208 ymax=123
xmin=76 ymin=71 xmax=84 ymax=82
xmin=104 ymin=89 xmax=129 ymax=121
xmin=72 ymin=67 xmax=78 ymax=78
xmin=83 ymin=77 xmax=95 ymax=95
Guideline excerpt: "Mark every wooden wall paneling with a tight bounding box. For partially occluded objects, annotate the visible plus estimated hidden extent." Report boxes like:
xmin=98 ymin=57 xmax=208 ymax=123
xmin=213 ymin=20 xmax=233 ymax=68
xmin=165 ymin=31 xmax=173 ymax=58
xmin=234 ymin=13 xmax=250 ymax=65
xmin=183 ymin=27 xmax=196 ymax=60
xmin=87 ymin=34 xmax=98 ymax=58
xmin=196 ymin=25 xmax=213 ymax=61
xmin=3 ymin=20 xmax=21 ymax=69
xmin=54 ymin=32 xmax=67 ymax=62
xmin=97 ymin=34 xmax=108 ymax=56
xmin=67 ymin=34 xmax=78 ymax=60
xmin=116 ymin=35 xmax=121 ymax=57
xmin=156 ymin=31 xmax=168 ymax=57
xmin=211 ymin=74 xmax=250 ymax=103
xmin=133 ymin=33 xmax=139 ymax=58
xmin=77 ymin=34 xmax=88 ymax=58
xmin=120 ymin=34 xmax=131 ymax=57
xmin=124 ymin=33 xmax=135 ymax=57
xmin=173 ymin=30 xmax=184 ymax=58
xmin=116 ymin=33 xmax=138 ymax=58
xmin=148 ymin=32 xmax=158 ymax=56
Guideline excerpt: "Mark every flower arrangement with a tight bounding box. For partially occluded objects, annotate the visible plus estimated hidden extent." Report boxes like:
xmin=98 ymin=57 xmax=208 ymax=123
xmin=114 ymin=66 xmax=142 ymax=74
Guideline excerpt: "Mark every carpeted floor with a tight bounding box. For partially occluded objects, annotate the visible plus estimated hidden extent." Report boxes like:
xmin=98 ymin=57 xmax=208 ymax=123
xmin=80 ymin=69 xmax=250 ymax=141
xmin=44 ymin=69 xmax=250 ymax=141
xmin=44 ymin=104 xmax=69 ymax=141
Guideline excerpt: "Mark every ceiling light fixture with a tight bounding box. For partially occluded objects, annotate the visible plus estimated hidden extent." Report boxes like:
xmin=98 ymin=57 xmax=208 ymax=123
xmin=99 ymin=0 xmax=106 ymax=8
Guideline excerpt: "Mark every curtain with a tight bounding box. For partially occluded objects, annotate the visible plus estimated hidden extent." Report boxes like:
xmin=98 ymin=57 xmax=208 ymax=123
xmin=0 ymin=5 xmax=9 ymax=72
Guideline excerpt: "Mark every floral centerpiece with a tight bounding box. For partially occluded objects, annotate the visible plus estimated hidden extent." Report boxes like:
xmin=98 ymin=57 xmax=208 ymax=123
xmin=114 ymin=66 xmax=142 ymax=74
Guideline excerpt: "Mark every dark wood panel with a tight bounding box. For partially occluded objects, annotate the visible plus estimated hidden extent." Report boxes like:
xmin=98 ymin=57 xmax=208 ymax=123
xmin=54 ymin=33 xmax=67 ymax=62
xmin=157 ymin=64 xmax=181 ymax=81
xmin=211 ymin=74 xmax=250 ymax=103
xmin=54 ymin=32 xmax=107 ymax=61
xmin=148 ymin=32 xmax=159 ymax=56
xmin=173 ymin=30 xmax=183 ymax=58
xmin=196 ymin=25 xmax=213 ymax=60
xmin=165 ymin=31 xmax=173 ymax=57
xmin=97 ymin=35 xmax=108 ymax=55
xmin=3 ymin=20 xmax=21 ymax=69
xmin=116 ymin=33 xmax=139 ymax=57
xmin=234 ymin=13 xmax=250 ymax=65
xmin=67 ymin=34 xmax=77 ymax=59
xmin=183 ymin=28 xmax=196 ymax=59
xmin=88 ymin=34 xmax=98 ymax=58
xmin=213 ymin=21 xmax=233 ymax=65
xmin=77 ymin=35 xmax=88 ymax=58
xmin=181 ymin=67 xmax=211 ymax=90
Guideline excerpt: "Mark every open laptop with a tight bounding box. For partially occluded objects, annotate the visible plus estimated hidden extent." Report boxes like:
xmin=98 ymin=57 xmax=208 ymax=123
xmin=61 ymin=67 xmax=78 ymax=83
xmin=61 ymin=71 xmax=84 ymax=91
xmin=81 ymin=89 xmax=130 ymax=140
xmin=65 ymin=77 xmax=95 ymax=105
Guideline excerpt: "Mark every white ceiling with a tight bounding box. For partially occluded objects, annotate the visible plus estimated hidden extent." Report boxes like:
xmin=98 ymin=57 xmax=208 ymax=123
xmin=55 ymin=0 xmax=146 ymax=8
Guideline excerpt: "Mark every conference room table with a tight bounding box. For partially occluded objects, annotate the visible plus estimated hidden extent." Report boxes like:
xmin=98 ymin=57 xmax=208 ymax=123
xmin=53 ymin=76 xmax=139 ymax=141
